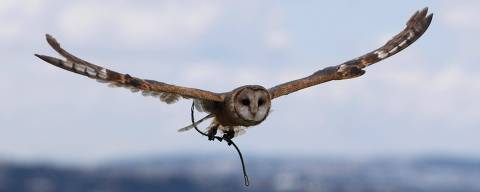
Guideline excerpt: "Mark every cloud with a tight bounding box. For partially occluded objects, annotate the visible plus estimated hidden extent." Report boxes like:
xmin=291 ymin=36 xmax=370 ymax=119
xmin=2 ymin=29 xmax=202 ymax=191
xmin=263 ymin=8 xmax=290 ymax=50
xmin=372 ymin=65 xmax=479 ymax=121
xmin=0 ymin=0 xmax=42 ymax=40
xmin=182 ymin=61 xmax=300 ymax=91
xmin=0 ymin=0 xmax=41 ymax=14
xmin=57 ymin=1 xmax=221 ymax=46
xmin=435 ymin=2 xmax=480 ymax=67
xmin=442 ymin=3 xmax=480 ymax=31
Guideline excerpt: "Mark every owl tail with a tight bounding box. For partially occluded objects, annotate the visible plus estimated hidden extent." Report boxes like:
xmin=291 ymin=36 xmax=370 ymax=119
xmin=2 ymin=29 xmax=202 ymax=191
xmin=178 ymin=114 xmax=214 ymax=132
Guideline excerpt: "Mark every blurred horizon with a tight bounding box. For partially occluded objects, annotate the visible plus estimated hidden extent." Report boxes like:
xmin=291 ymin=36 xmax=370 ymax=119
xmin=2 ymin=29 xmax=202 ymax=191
xmin=1 ymin=0 xmax=479 ymax=165
xmin=1 ymin=154 xmax=480 ymax=191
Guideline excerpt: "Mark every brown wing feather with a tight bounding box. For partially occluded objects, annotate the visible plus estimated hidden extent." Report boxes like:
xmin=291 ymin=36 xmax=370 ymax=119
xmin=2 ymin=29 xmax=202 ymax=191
xmin=269 ymin=7 xmax=433 ymax=99
xmin=36 ymin=34 xmax=224 ymax=104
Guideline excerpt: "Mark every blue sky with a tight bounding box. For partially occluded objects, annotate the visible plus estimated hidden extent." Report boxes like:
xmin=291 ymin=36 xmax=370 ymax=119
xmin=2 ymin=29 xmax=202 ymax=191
xmin=1 ymin=0 xmax=479 ymax=164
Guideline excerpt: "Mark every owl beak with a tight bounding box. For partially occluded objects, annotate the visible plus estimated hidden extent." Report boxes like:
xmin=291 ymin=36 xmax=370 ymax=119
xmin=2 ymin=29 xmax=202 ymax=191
xmin=250 ymin=107 xmax=258 ymax=116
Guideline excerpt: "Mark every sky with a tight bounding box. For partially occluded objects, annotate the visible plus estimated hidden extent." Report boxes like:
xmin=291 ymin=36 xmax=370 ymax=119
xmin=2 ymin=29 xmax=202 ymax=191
xmin=1 ymin=0 xmax=479 ymax=164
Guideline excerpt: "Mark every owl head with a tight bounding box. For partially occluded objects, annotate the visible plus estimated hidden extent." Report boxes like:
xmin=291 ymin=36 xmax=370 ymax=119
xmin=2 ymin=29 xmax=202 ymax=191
xmin=230 ymin=85 xmax=271 ymax=125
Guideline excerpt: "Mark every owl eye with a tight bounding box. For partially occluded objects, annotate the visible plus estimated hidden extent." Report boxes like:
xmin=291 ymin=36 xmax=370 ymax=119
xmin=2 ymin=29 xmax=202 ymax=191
xmin=241 ymin=98 xmax=250 ymax=106
xmin=258 ymin=98 xmax=265 ymax=106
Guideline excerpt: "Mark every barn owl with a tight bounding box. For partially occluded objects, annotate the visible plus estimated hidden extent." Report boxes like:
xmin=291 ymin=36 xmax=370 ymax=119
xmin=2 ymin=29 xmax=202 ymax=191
xmin=35 ymin=8 xmax=432 ymax=141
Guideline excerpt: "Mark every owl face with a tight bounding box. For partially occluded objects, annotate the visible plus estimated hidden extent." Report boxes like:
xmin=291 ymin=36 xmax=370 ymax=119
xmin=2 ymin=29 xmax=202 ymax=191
xmin=233 ymin=86 xmax=271 ymax=123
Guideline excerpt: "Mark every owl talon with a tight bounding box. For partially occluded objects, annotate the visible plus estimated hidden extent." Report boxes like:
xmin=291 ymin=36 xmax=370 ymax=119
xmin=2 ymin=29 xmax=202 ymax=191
xmin=207 ymin=127 xmax=218 ymax=141
xmin=222 ymin=130 xmax=235 ymax=141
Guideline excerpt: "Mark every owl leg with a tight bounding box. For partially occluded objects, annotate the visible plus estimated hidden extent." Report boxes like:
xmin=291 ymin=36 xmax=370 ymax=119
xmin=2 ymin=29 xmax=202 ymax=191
xmin=207 ymin=124 xmax=219 ymax=141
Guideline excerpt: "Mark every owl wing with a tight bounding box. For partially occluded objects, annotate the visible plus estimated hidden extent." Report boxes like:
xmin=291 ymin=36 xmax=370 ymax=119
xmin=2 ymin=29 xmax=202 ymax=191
xmin=268 ymin=7 xmax=433 ymax=100
xmin=35 ymin=34 xmax=225 ymax=104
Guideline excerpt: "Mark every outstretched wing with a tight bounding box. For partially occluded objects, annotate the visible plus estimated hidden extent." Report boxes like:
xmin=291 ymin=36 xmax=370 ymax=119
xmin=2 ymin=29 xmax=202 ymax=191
xmin=36 ymin=34 xmax=225 ymax=104
xmin=268 ymin=7 xmax=433 ymax=99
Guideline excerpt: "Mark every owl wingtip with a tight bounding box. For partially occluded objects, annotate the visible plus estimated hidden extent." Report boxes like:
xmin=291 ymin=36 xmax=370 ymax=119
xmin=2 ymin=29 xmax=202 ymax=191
xmin=34 ymin=54 xmax=48 ymax=61
xmin=45 ymin=33 xmax=53 ymax=40
xmin=35 ymin=54 xmax=63 ymax=66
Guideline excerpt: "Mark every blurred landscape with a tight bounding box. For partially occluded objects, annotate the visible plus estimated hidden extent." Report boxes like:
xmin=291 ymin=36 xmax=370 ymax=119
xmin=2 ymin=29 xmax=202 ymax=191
xmin=1 ymin=155 xmax=479 ymax=192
